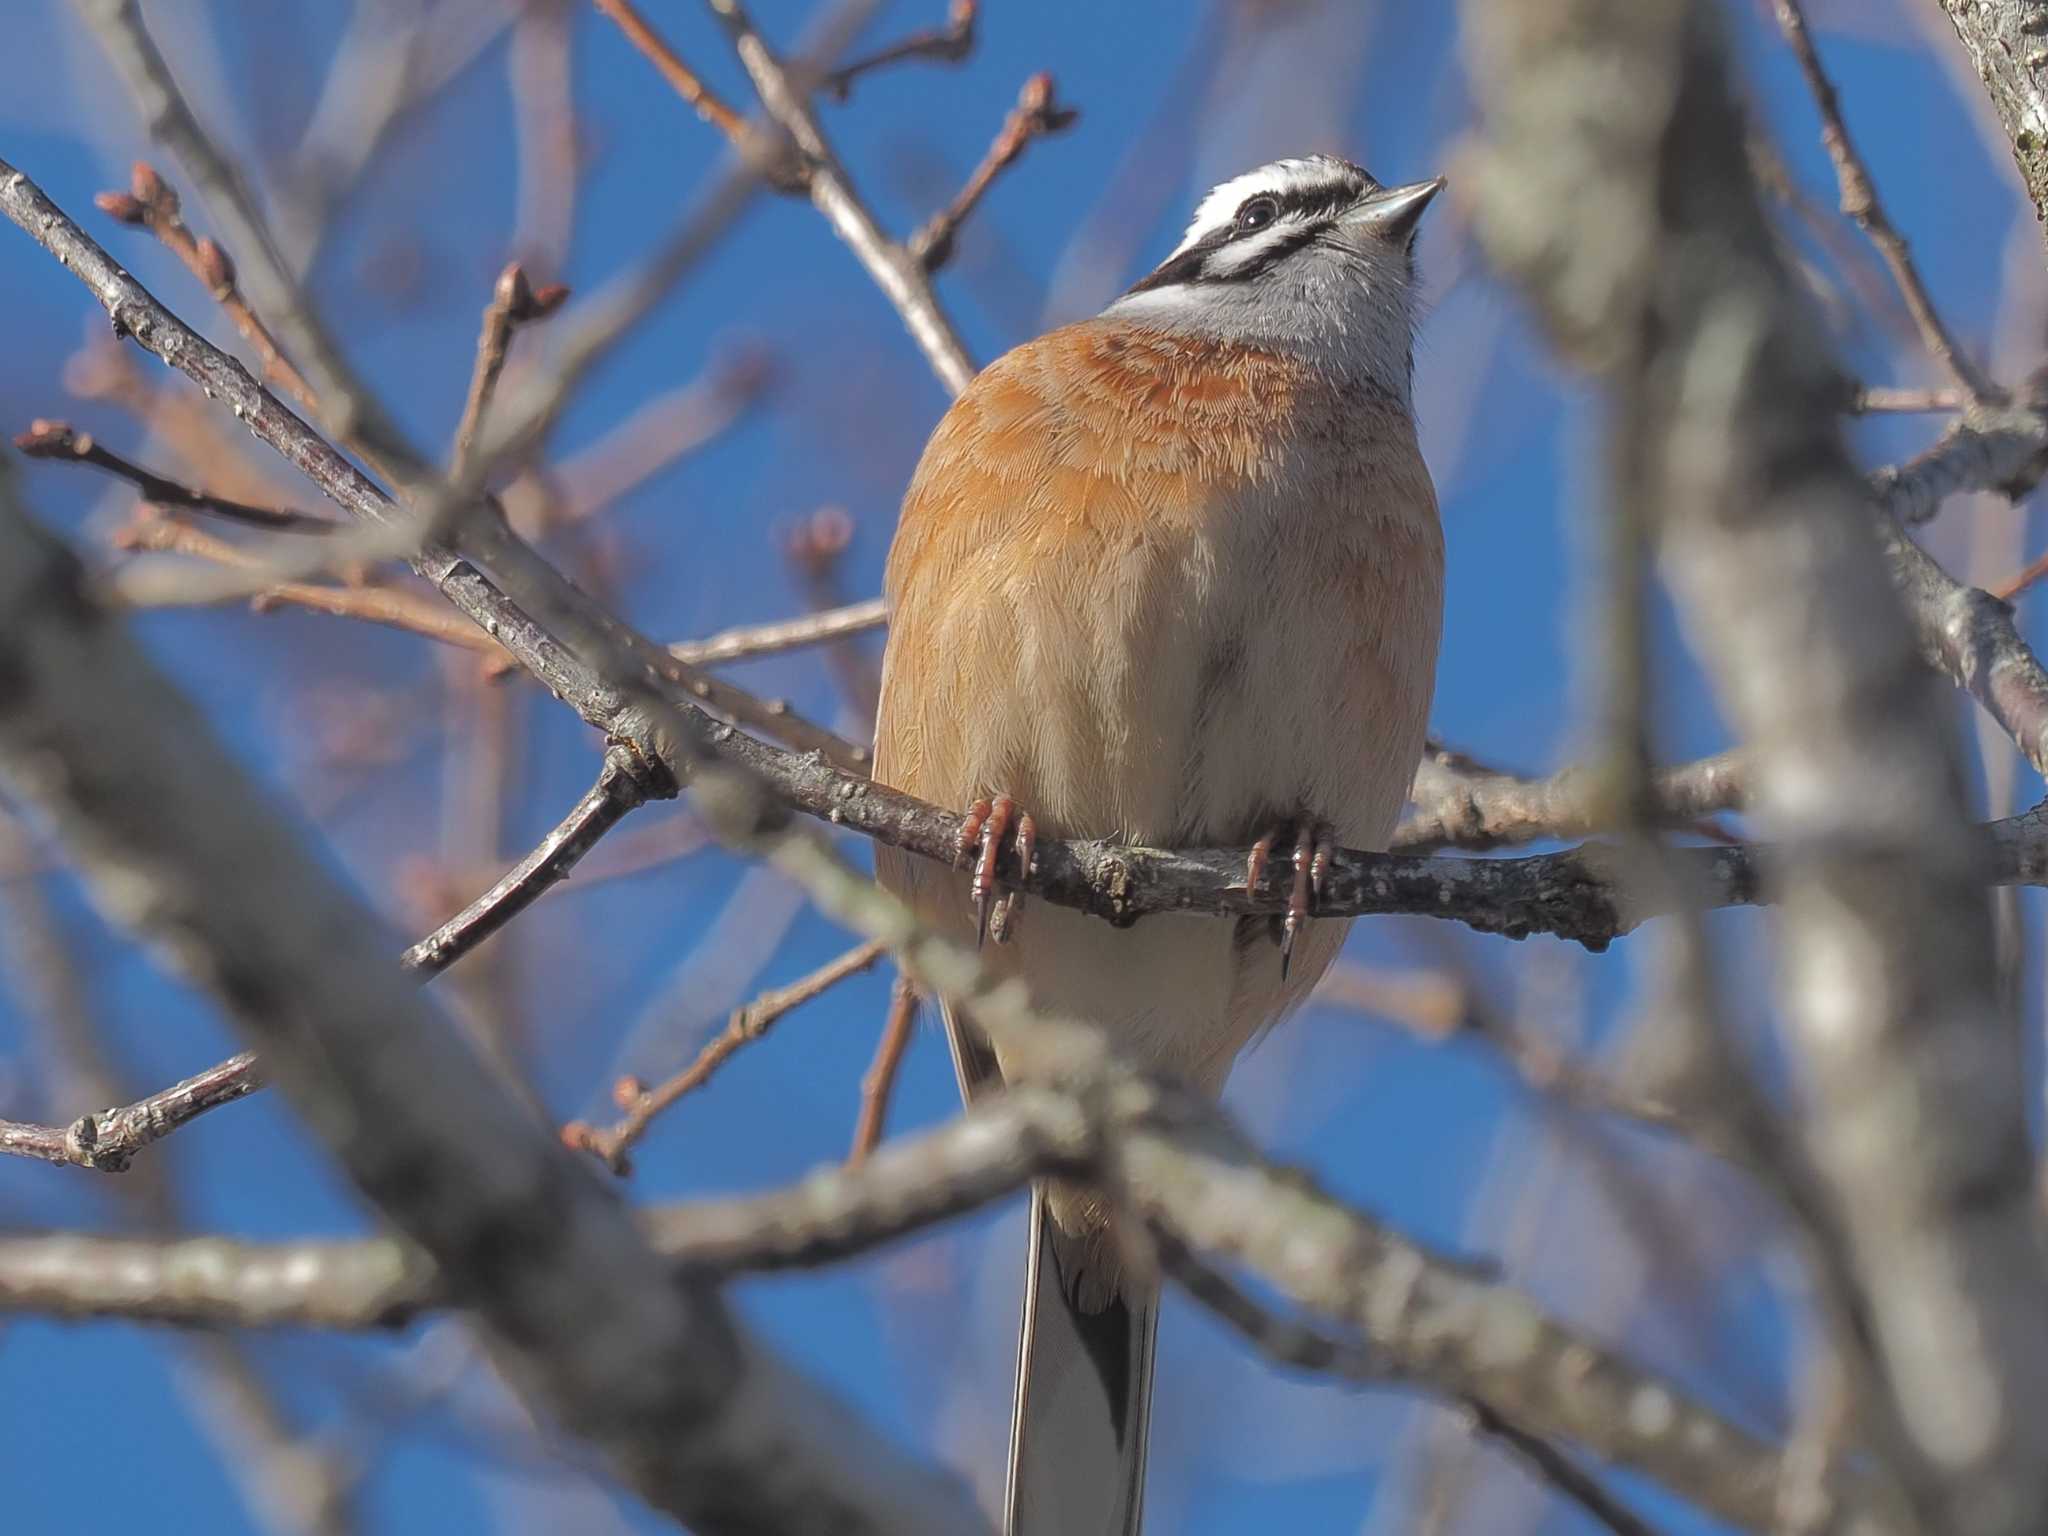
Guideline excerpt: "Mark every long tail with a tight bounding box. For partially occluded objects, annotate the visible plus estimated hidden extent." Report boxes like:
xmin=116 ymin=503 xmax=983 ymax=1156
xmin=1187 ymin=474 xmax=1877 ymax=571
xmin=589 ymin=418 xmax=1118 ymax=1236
xmin=1004 ymin=1184 xmax=1158 ymax=1535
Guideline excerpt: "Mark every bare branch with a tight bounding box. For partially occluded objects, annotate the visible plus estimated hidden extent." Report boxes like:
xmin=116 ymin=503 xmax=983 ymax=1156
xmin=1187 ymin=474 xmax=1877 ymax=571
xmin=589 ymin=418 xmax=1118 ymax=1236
xmin=450 ymin=261 xmax=567 ymax=481
xmin=1872 ymin=397 xmax=2048 ymax=527
xmin=1771 ymin=0 xmax=1993 ymax=400
xmin=848 ymin=974 xmax=916 ymax=1163
xmin=568 ymin=940 xmax=888 ymax=1172
xmin=1396 ymin=745 xmax=1746 ymax=853
xmin=69 ymin=0 xmax=426 ymax=469
xmin=0 ymin=1052 xmax=263 ymax=1172
xmin=1933 ymin=1 xmax=2048 ymax=266
xmin=0 ymin=456 xmax=987 ymax=1535
xmin=909 ymin=72 xmax=1078 ymax=272
xmin=110 ymin=514 xmax=503 ymax=655
xmin=590 ymin=0 xmax=746 ymax=140
xmin=668 ymin=596 xmax=886 ymax=666
xmin=1463 ymin=5 xmax=2048 ymax=1532
xmin=1851 ymin=386 xmax=1963 ymax=414
xmin=16 ymin=418 xmax=335 ymax=533
xmin=402 ymin=746 xmax=653 ymax=975
xmin=703 ymin=0 xmax=978 ymax=393
xmin=821 ymin=0 xmax=977 ymax=99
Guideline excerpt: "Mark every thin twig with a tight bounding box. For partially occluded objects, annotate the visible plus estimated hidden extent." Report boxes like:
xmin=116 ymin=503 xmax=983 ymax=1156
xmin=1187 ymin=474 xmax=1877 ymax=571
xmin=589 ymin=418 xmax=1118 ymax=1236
xmin=0 ymin=749 xmax=651 ymax=1174
xmin=111 ymin=514 xmax=504 ymax=656
xmin=1772 ymin=0 xmax=1993 ymax=401
xmin=0 ymin=1052 xmax=263 ymax=1172
xmin=669 ymin=595 xmax=887 ymax=666
xmin=568 ymin=939 xmax=888 ymax=1173
xmin=1464 ymin=1402 xmax=1671 ymax=1536
xmin=910 ymin=73 xmax=1077 ymax=272
xmin=591 ymin=0 xmax=750 ymax=142
xmin=96 ymin=164 xmax=324 ymax=421
xmin=450 ymin=261 xmax=567 ymax=481
xmin=1852 ymin=386 xmax=1964 ymax=414
xmin=704 ymin=0 xmax=978 ymax=393
xmin=822 ymin=0 xmax=976 ymax=99
xmin=1993 ymin=550 xmax=2048 ymax=602
xmin=849 ymin=975 xmax=917 ymax=1164
xmin=72 ymin=0 xmax=426 ymax=470
xmin=402 ymin=746 xmax=653 ymax=975
xmin=15 ymin=418 xmax=335 ymax=533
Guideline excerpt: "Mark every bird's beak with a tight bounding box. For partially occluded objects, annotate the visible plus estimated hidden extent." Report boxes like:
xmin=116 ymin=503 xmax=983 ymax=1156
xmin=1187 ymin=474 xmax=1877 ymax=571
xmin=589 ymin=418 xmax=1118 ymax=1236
xmin=1339 ymin=176 xmax=1446 ymax=243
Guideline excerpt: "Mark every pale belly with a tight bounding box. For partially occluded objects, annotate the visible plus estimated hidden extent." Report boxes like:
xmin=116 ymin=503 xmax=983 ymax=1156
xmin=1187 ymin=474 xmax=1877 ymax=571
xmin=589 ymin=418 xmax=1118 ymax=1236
xmin=873 ymin=492 xmax=1443 ymax=1094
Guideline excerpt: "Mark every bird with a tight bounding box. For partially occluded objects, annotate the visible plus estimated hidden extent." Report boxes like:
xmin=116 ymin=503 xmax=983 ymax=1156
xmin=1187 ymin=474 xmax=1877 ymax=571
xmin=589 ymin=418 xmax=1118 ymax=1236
xmin=872 ymin=153 xmax=1446 ymax=1534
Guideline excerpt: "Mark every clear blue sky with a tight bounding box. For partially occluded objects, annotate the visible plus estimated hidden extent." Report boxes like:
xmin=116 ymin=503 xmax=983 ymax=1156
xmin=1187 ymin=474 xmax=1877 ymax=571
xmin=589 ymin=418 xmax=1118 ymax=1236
xmin=0 ymin=2 xmax=2034 ymax=1532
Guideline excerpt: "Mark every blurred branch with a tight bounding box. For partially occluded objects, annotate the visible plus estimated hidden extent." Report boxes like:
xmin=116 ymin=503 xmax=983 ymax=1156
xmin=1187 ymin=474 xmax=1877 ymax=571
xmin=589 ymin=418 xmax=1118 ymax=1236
xmin=1396 ymin=745 xmax=1746 ymax=853
xmin=69 ymin=0 xmax=424 ymax=470
xmin=0 ymin=455 xmax=987 ymax=1536
xmin=1851 ymin=385 xmax=1962 ymax=414
xmin=909 ymin=72 xmax=1078 ymax=272
xmin=95 ymin=162 xmax=325 ymax=423
xmin=590 ymin=0 xmax=755 ymax=148
xmin=1873 ymin=397 xmax=2048 ymax=527
xmin=111 ymin=514 xmax=501 ymax=655
xmin=0 ymin=1061 xmax=1897 ymax=1535
xmin=1771 ymin=0 xmax=1992 ymax=400
xmin=848 ymin=974 xmax=917 ymax=1163
xmin=822 ymin=0 xmax=976 ymax=99
xmin=0 ymin=1051 xmax=262 ymax=1172
xmin=16 ymin=418 xmax=335 ymax=533
xmin=1934 ymin=0 xmax=2048 ymax=264
xmin=567 ymin=939 xmax=887 ymax=1173
xmin=2 ymin=743 xmax=659 ymax=1175
xmin=1463 ymin=5 xmax=2048 ymax=1533
xmin=450 ymin=261 xmax=567 ymax=481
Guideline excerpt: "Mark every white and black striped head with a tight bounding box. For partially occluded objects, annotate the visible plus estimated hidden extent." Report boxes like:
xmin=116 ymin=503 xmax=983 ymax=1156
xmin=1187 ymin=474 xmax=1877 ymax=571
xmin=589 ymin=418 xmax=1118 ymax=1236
xmin=1108 ymin=155 xmax=1443 ymax=394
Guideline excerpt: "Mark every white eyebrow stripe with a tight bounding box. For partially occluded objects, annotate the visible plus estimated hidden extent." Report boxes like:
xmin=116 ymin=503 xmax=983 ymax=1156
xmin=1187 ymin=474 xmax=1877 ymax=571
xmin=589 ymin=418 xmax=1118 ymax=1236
xmin=1168 ymin=156 xmax=1365 ymax=259
xmin=1200 ymin=217 xmax=1316 ymax=277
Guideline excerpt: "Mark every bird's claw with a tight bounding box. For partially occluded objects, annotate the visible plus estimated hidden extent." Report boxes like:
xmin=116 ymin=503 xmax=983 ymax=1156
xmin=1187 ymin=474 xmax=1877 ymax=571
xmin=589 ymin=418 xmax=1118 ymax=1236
xmin=1247 ymin=819 xmax=1335 ymax=980
xmin=959 ymin=794 xmax=1036 ymax=947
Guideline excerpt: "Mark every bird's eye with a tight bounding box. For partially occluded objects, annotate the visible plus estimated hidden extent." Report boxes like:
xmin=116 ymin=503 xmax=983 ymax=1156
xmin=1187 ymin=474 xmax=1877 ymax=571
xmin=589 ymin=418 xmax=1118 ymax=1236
xmin=1234 ymin=196 xmax=1280 ymax=235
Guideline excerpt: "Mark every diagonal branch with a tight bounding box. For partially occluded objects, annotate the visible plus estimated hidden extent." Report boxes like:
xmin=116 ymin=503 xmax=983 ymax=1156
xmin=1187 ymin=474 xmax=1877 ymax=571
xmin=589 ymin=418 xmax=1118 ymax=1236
xmin=0 ymin=454 xmax=987 ymax=1535
xmin=909 ymin=72 xmax=1077 ymax=272
xmin=703 ymin=0 xmax=978 ymax=392
xmin=17 ymin=418 xmax=335 ymax=533
xmin=1771 ymin=0 xmax=1993 ymax=401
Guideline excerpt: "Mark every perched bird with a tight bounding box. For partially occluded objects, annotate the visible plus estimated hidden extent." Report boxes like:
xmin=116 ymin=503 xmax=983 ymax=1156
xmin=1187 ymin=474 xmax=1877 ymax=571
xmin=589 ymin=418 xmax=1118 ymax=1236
xmin=873 ymin=154 xmax=1446 ymax=1533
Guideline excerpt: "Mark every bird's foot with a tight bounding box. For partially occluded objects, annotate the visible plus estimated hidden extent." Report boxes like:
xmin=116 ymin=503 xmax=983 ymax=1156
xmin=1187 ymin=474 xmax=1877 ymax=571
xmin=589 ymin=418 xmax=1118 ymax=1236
xmin=1245 ymin=819 xmax=1335 ymax=980
xmin=953 ymin=793 xmax=1038 ymax=946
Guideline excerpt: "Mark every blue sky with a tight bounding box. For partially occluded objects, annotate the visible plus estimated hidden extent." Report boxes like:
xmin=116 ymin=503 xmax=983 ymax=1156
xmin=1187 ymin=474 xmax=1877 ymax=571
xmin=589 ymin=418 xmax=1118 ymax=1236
xmin=0 ymin=2 xmax=2037 ymax=1533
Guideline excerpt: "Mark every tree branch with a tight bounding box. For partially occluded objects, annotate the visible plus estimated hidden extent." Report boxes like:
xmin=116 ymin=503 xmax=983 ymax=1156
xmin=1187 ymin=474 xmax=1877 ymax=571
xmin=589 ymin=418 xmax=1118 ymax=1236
xmin=1464 ymin=5 xmax=2048 ymax=1532
xmin=0 ymin=456 xmax=986 ymax=1535
xmin=1932 ymin=0 xmax=2048 ymax=265
xmin=1772 ymin=0 xmax=1992 ymax=400
xmin=0 ymin=1052 xmax=263 ymax=1172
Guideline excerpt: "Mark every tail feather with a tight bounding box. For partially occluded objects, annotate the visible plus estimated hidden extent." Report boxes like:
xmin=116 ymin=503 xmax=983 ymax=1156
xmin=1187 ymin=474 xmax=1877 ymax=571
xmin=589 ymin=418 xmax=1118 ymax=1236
xmin=1005 ymin=1184 xmax=1158 ymax=1536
